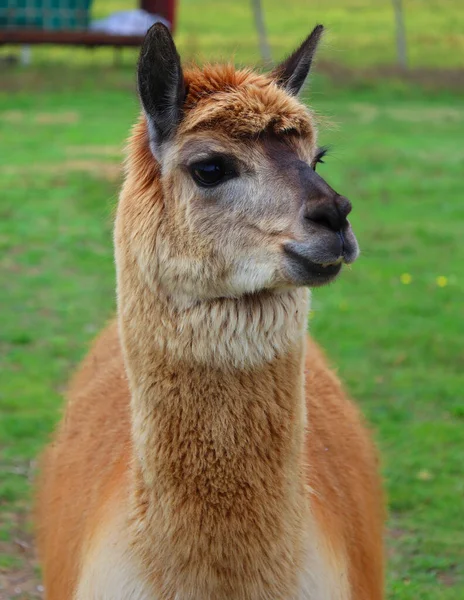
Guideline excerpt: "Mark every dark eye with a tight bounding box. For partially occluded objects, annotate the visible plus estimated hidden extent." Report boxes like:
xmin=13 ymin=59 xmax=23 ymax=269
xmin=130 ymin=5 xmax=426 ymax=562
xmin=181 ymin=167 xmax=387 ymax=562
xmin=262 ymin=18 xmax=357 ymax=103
xmin=312 ymin=147 xmax=329 ymax=171
xmin=190 ymin=158 xmax=236 ymax=188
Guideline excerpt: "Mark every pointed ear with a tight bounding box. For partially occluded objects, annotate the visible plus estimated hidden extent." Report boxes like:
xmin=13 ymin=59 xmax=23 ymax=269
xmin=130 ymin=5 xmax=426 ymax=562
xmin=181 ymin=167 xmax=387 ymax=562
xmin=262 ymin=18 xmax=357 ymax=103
xmin=270 ymin=25 xmax=324 ymax=95
xmin=137 ymin=23 xmax=186 ymax=156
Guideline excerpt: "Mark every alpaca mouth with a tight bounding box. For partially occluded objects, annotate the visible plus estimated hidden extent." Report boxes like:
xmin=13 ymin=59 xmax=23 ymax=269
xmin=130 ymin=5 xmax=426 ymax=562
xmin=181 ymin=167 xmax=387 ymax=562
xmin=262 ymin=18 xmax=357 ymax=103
xmin=283 ymin=246 xmax=343 ymax=287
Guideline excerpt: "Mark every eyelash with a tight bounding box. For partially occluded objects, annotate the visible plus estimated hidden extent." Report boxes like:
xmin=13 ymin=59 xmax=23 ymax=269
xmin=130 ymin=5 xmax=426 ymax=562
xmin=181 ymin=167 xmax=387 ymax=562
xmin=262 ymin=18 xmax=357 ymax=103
xmin=313 ymin=147 xmax=329 ymax=170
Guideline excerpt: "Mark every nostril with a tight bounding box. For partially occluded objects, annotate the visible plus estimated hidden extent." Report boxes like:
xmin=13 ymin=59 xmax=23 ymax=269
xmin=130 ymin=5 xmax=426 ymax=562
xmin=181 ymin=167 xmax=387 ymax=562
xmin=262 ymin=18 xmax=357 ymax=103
xmin=305 ymin=213 xmax=333 ymax=231
xmin=305 ymin=203 xmax=345 ymax=232
xmin=305 ymin=195 xmax=351 ymax=232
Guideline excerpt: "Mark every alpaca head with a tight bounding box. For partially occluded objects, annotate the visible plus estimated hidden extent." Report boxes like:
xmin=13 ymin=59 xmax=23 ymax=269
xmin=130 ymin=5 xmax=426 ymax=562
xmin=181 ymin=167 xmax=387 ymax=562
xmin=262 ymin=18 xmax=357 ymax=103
xmin=121 ymin=24 xmax=358 ymax=307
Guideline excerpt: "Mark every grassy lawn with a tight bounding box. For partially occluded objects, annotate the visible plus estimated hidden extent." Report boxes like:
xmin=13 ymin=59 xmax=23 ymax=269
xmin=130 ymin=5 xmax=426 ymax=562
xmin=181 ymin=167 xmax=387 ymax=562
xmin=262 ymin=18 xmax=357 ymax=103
xmin=1 ymin=2 xmax=463 ymax=598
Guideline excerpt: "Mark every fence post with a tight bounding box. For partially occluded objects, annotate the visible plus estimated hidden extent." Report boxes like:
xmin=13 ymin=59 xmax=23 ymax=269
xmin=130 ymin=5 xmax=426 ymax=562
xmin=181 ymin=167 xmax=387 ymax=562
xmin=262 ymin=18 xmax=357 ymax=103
xmin=392 ymin=0 xmax=408 ymax=69
xmin=20 ymin=45 xmax=32 ymax=66
xmin=250 ymin=0 xmax=272 ymax=65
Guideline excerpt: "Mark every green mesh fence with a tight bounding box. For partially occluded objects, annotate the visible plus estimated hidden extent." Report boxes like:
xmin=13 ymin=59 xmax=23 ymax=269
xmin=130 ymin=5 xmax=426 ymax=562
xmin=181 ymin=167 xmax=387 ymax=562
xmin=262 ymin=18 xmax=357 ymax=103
xmin=0 ymin=0 xmax=92 ymax=30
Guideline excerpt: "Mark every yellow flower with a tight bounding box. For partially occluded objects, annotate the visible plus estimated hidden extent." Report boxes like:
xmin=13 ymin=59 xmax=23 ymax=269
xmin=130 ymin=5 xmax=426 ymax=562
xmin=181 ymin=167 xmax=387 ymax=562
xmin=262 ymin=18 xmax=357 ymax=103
xmin=400 ymin=273 xmax=412 ymax=285
xmin=436 ymin=275 xmax=448 ymax=288
xmin=417 ymin=469 xmax=433 ymax=481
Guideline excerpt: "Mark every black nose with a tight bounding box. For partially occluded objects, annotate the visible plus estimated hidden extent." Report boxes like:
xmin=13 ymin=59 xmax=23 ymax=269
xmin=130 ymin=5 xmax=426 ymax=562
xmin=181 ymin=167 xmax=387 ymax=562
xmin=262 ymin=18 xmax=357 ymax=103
xmin=305 ymin=195 xmax=352 ymax=232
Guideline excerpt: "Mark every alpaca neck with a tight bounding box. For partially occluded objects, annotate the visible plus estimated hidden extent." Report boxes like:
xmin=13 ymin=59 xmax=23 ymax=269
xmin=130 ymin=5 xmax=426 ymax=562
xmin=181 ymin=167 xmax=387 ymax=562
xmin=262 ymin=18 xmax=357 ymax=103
xmin=117 ymin=262 xmax=311 ymax=596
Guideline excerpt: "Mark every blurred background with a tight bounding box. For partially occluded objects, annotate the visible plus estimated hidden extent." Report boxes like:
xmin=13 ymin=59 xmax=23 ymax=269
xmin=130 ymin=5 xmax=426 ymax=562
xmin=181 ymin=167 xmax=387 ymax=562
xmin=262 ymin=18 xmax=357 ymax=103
xmin=0 ymin=1 xmax=463 ymax=598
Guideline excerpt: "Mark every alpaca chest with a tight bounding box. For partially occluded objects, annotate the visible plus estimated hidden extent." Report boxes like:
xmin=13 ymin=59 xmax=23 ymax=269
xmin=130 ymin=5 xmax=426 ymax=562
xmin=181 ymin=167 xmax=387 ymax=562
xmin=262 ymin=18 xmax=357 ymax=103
xmin=75 ymin=519 xmax=350 ymax=600
xmin=75 ymin=527 xmax=157 ymax=600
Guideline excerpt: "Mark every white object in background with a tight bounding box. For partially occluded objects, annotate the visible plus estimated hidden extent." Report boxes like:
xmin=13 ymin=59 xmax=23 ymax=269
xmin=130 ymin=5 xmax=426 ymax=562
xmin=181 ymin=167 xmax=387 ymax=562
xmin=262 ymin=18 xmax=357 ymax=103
xmin=90 ymin=9 xmax=170 ymax=36
xmin=20 ymin=45 xmax=31 ymax=66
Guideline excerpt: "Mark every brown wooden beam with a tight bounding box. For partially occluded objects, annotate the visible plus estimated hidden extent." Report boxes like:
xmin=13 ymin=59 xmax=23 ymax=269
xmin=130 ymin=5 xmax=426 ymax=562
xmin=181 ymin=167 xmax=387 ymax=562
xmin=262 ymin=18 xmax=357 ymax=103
xmin=0 ymin=29 xmax=144 ymax=47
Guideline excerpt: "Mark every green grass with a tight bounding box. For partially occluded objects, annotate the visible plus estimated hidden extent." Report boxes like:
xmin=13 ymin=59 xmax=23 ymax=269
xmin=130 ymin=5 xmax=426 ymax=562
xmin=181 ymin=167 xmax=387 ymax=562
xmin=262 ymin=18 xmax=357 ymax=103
xmin=1 ymin=1 xmax=463 ymax=598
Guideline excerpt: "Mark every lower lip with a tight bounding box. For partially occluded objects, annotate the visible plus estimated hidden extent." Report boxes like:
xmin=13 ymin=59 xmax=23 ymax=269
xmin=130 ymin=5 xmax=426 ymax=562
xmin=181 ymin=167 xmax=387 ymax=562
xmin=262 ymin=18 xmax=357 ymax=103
xmin=284 ymin=248 xmax=342 ymax=281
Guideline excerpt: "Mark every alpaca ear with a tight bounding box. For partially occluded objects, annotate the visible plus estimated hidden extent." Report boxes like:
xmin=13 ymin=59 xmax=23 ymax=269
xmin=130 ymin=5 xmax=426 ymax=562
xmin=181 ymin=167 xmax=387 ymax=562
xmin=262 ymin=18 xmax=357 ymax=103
xmin=271 ymin=25 xmax=324 ymax=95
xmin=137 ymin=23 xmax=186 ymax=156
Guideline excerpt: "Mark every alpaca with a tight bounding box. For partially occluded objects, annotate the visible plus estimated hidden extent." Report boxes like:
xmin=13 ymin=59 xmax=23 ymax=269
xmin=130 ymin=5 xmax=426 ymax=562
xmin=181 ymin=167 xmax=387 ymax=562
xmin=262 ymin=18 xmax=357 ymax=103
xmin=36 ymin=24 xmax=384 ymax=600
